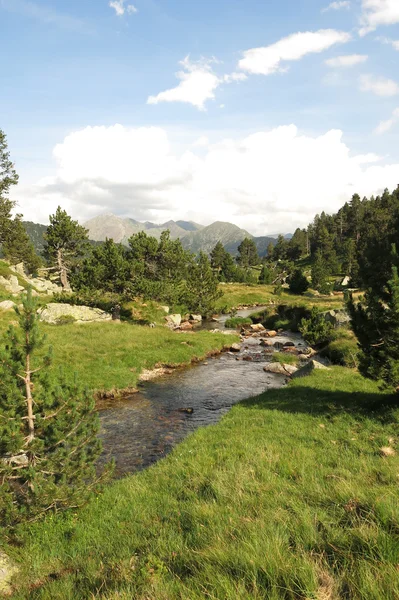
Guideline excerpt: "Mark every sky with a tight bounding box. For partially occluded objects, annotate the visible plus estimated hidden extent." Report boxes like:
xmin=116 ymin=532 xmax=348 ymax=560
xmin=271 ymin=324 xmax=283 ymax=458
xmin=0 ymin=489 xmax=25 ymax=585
xmin=1 ymin=0 xmax=399 ymax=235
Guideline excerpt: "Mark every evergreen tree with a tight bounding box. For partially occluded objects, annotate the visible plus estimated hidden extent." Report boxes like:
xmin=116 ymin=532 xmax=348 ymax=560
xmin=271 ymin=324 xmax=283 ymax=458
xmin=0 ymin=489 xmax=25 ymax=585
xmin=237 ymin=238 xmax=259 ymax=268
xmin=2 ymin=217 xmax=42 ymax=274
xmin=0 ymin=289 xmax=105 ymax=525
xmin=311 ymin=250 xmax=329 ymax=291
xmin=210 ymin=241 xmax=228 ymax=271
xmin=44 ymin=207 xmax=89 ymax=290
xmin=73 ymin=238 xmax=131 ymax=294
xmin=185 ymin=252 xmax=222 ymax=316
xmin=0 ymin=129 xmax=18 ymax=245
xmin=286 ymin=229 xmax=307 ymax=261
xmin=289 ymin=268 xmax=309 ymax=295
xmin=266 ymin=241 xmax=275 ymax=260
xmin=349 ymin=245 xmax=399 ymax=390
xmin=259 ymin=263 xmax=274 ymax=284
xmin=273 ymin=234 xmax=288 ymax=261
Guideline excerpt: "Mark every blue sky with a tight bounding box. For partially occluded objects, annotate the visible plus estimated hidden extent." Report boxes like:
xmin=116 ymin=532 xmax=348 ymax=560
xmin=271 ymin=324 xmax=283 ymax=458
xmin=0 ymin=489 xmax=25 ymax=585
xmin=1 ymin=0 xmax=399 ymax=234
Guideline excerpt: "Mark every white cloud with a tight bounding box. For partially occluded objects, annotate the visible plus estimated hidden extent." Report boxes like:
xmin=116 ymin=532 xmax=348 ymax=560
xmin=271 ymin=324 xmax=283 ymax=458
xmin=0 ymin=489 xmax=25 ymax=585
xmin=14 ymin=124 xmax=399 ymax=236
xmin=322 ymin=1 xmax=351 ymax=13
xmin=325 ymin=54 xmax=368 ymax=67
xmin=147 ymin=57 xmax=221 ymax=111
xmin=359 ymin=0 xmax=399 ymax=36
xmin=359 ymin=73 xmax=399 ymax=96
xmin=374 ymin=107 xmax=399 ymax=134
xmin=109 ymin=0 xmax=137 ymax=17
xmin=393 ymin=40 xmax=399 ymax=50
xmin=238 ymin=30 xmax=351 ymax=75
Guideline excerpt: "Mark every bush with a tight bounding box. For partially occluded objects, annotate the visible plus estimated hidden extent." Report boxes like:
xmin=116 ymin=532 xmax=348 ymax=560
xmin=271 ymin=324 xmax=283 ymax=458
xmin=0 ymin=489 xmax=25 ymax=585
xmin=274 ymin=284 xmax=283 ymax=296
xmin=321 ymin=328 xmax=359 ymax=367
xmin=289 ymin=268 xmax=309 ymax=295
xmin=299 ymin=307 xmax=333 ymax=346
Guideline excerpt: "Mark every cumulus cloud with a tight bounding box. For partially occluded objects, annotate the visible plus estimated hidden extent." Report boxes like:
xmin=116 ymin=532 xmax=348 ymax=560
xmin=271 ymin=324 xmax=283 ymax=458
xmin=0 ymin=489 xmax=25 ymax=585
xmin=14 ymin=124 xmax=399 ymax=235
xmin=238 ymin=30 xmax=351 ymax=76
xmin=147 ymin=57 xmax=222 ymax=110
xmin=147 ymin=57 xmax=246 ymax=110
xmin=359 ymin=0 xmax=399 ymax=36
xmin=359 ymin=73 xmax=399 ymax=96
xmin=374 ymin=107 xmax=399 ymax=134
xmin=109 ymin=0 xmax=137 ymax=17
xmin=322 ymin=1 xmax=351 ymax=13
xmin=325 ymin=54 xmax=368 ymax=67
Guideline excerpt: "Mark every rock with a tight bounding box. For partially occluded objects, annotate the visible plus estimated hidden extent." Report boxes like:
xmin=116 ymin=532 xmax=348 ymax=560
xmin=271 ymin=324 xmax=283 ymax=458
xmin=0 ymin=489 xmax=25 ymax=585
xmin=38 ymin=303 xmax=112 ymax=324
xmin=161 ymin=306 xmax=170 ymax=314
xmin=180 ymin=321 xmax=193 ymax=331
xmin=265 ymin=330 xmax=277 ymax=338
xmin=260 ymin=339 xmax=274 ymax=347
xmin=322 ymin=309 xmax=351 ymax=328
xmin=284 ymin=347 xmax=299 ymax=355
xmin=0 ymin=552 xmax=17 ymax=596
xmin=0 ymin=300 xmax=16 ymax=311
xmin=165 ymin=314 xmax=182 ymax=329
xmin=263 ymin=363 xmax=298 ymax=375
xmin=230 ymin=343 xmax=241 ymax=352
xmin=0 ymin=275 xmax=24 ymax=295
xmin=292 ymin=360 xmax=331 ymax=379
xmin=178 ymin=407 xmax=194 ymax=414
xmin=283 ymin=342 xmax=295 ymax=348
xmin=190 ymin=314 xmax=202 ymax=323
xmin=250 ymin=323 xmax=265 ymax=332
xmin=242 ymin=355 xmax=253 ymax=361
xmin=380 ymin=446 xmax=396 ymax=457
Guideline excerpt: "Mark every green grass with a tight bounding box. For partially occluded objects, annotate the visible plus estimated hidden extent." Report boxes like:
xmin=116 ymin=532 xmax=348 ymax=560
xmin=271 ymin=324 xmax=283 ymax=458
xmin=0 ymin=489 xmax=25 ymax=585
xmin=271 ymin=351 xmax=299 ymax=365
xmin=217 ymin=283 xmax=352 ymax=313
xmin=0 ymin=312 xmax=235 ymax=393
xmin=224 ymin=316 xmax=253 ymax=328
xmin=321 ymin=328 xmax=360 ymax=368
xmin=4 ymin=368 xmax=399 ymax=599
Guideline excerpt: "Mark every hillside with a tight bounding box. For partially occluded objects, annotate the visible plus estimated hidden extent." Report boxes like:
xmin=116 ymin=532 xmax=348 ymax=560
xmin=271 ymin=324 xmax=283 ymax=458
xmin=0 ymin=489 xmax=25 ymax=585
xmin=22 ymin=221 xmax=47 ymax=255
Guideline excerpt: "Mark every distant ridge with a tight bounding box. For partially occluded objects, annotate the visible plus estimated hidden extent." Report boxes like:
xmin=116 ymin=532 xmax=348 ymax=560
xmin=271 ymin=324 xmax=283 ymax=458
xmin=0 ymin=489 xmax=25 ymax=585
xmin=24 ymin=214 xmax=286 ymax=258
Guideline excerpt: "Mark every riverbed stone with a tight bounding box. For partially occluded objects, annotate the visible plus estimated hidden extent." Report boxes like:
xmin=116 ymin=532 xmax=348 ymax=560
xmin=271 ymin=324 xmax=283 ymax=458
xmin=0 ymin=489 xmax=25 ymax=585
xmin=265 ymin=330 xmax=277 ymax=338
xmin=165 ymin=314 xmax=182 ymax=328
xmin=292 ymin=360 xmax=330 ymax=379
xmin=38 ymin=303 xmax=112 ymax=324
xmin=190 ymin=314 xmax=202 ymax=323
xmin=230 ymin=343 xmax=241 ymax=352
xmin=250 ymin=323 xmax=265 ymax=332
xmin=180 ymin=321 xmax=193 ymax=331
xmin=263 ymin=363 xmax=298 ymax=376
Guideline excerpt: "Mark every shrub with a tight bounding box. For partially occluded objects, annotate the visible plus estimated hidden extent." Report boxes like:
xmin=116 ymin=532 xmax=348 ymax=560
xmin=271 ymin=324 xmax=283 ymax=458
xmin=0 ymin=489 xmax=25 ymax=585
xmin=299 ymin=307 xmax=333 ymax=346
xmin=289 ymin=268 xmax=309 ymax=295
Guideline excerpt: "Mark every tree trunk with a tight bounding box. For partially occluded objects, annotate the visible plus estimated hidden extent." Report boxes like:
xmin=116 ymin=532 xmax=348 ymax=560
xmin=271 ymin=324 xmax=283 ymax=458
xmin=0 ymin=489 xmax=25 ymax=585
xmin=25 ymin=346 xmax=35 ymax=444
xmin=57 ymin=248 xmax=71 ymax=291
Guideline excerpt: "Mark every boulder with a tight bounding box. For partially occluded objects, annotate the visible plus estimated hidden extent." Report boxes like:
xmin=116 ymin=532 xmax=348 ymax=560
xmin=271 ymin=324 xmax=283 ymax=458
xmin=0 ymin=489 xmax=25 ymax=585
xmin=180 ymin=321 xmax=193 ymax=331
xmin=0 ymin=275 xmax=24 ymax=295
xmin=263 ymin=363 xmax=298 ymax=376
xmin=190 ymin=314 xmax=202 ymax=323
xmin=260 ymin=339 xmax=274 ymax=347
xmin=0 ymin=551 xmax=17 ymax=596
xmin=283 ymin=342 xmax=295 ymax=348
xmin=0 ymin=300 xmax=16 ymax=311
xmin=38 ymin=303 xmax=112 ymax=324
xmin=230 ymin=343 xmax=241 ymax=352
xmin=165 ymin=314 xmax=182 ymax=329
xmin=161 ymin=306 xmax=170 ymax=314
xmin=250 ymin=323 xmax=265 ymax=332
xmin=265 ymin=330 xmax=277 ymax=338
xmin=322 ymin=309 xmax=350 ymax=328
xmin=292 ymin=360 xmax=331 ymax=379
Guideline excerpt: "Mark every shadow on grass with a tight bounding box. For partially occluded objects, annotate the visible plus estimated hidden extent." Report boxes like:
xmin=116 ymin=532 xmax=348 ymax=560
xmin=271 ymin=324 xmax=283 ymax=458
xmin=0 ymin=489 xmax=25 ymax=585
xmin=242 ymin=381 xmax=399 ymax=424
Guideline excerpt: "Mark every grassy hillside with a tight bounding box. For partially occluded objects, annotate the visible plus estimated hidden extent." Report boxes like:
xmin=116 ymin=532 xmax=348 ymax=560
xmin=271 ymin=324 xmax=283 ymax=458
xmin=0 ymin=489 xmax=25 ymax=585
xmin=5 ymin=368 xmax=399 ymax=599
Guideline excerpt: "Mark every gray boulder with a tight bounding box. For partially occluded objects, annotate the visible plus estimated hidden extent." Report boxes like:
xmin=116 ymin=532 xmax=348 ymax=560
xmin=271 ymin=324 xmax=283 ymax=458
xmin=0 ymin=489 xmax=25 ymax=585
xmin=38 ymin=303 xmax=112 ymax=324
xmin=292 ymin=360 xmax=331 ymax=379
xmin=0 ymin=300 xmax=17 ymax=311
xmin=263 ymin=363 xmax=298 ymax=375
xmin=165 ymin=314 xmax=182 ymax=328
xmin=322 ymin=309 xmax=350 ymax=328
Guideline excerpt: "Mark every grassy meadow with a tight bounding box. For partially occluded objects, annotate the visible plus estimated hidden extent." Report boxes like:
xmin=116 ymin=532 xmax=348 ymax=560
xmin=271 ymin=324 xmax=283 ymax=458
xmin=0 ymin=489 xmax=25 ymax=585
xmin=0 ymin=309 xmax=234 ymax=393
xmin=4 ymin=367 xmax=399 ymax=599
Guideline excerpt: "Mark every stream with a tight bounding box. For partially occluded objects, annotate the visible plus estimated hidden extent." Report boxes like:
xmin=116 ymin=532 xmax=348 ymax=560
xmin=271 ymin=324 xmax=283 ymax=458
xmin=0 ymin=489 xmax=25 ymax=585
xmin=99 ymin=307 xmax=305 ymax=477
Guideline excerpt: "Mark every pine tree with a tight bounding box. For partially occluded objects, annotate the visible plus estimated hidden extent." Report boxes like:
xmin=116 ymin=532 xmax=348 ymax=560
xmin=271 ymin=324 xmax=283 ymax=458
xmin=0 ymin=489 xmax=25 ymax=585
xmin=210 ymin=241 xmax=228 ymax=271
xmin=237 ymin=238 xmax=259 ymax=268
xmin=349 ymin=245 xmax=399 ymax=390
xmin=289 ymin=268 xmax=309 ymax=295
xmin=2 ymin=217 xmax=42 ymax=274
xmin=311 ymin=250 xmax=329 ymax=292
xmin=0 ymin=289 xmax=105 ymax=525
xmin=273 ymin=234 xmax=288 ymax=261
xmin=185 ymin=252 xmax=222 ymax=316
xmin=259 ymin=263 xmax=273 ymax=284
xmin=266 ymin=241 xmax=275 ymax=260
xmin=0 ymin=130 xmax=18 ymax=244
xmin=44 ymin=207 xmax=89 ymax=290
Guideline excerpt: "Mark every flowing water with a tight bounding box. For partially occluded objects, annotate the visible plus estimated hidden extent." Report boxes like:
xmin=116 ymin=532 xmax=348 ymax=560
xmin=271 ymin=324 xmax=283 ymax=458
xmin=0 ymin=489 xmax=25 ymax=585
xmin=99 ymin=307 xmax=305 ymax=477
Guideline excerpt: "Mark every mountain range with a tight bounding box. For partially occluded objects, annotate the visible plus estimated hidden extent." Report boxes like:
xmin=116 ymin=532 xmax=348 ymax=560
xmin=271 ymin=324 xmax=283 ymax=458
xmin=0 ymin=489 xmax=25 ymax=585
xmin=23 ymin=214 xmax=291 ymax=258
